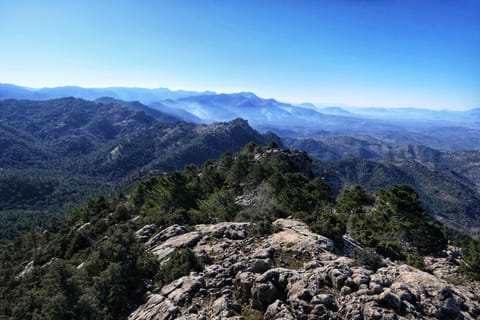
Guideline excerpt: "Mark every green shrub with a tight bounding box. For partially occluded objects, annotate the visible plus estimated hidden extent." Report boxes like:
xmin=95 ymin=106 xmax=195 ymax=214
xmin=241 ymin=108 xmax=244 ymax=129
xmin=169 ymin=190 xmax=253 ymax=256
xmin=406 ymin=253 xmax=425 ymax=270
xmin=159 ymin=248 xmax=203 ymax=285
xmin=460 ymin=240 xmax=480 ymax=280
xmin=352 ymin=248 xmax=385 ymax=271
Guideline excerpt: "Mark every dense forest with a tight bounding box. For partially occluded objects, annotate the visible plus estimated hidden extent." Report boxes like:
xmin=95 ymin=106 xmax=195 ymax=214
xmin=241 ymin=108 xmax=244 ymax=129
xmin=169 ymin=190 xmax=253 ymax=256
xmin=0 ymin=98 xmax=277 ymax=244
xmin=2 ymin=98 xmax=480 ymax=245
xmin=312 ymin=157 xmax=480 ymax=238
xmin=1 ymin=143 xmax=478 ymax=319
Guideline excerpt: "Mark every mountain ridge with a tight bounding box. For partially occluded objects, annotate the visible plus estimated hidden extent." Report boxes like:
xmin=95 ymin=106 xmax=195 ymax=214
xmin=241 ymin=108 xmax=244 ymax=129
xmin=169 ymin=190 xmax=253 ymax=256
xmin=0 ymin=97 xmax=279 ymax=243
xmin=2 ymin=83 xmax=480 ymax=150
xmin=1 ymin=144 xmax=479 ymax=319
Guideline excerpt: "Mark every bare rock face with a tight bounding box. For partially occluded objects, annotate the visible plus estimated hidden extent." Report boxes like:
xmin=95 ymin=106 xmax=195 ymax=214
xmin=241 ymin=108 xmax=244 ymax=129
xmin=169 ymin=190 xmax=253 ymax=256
xmin=128 ymin=294 xmax=178 ymax=320
xmin=130 ymin=219 xmax=480 ymax=320
xmin=15 ymin=260 xmax=34 ymax=279
xmin=195 ymin=222 xmax=250 ymax=240
xmin=135 ymin=223 xmax=157 ymax=241
xmin=267 ymin=219 xmax=334 ymax=253
xmin=145 ymin=224 xmax=188 ymax=247
xmin=150 ymin=231 xmax=201 ymax=261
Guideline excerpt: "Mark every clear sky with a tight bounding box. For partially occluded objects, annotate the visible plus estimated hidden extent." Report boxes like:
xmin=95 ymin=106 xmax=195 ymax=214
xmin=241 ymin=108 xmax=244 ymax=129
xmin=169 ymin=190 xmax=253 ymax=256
xmin=0 ymin=0 xmax=479 ymax=109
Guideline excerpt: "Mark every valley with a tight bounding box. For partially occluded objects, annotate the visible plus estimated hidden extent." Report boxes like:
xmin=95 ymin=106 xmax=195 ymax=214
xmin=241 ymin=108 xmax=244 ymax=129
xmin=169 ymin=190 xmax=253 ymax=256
xmin=1 ymin=88 xmax=480 ymax=319
xmin=2 ymin=2 xmax=479 ymax=319
xmin=1 ymin=88 xmax=480 ymax=239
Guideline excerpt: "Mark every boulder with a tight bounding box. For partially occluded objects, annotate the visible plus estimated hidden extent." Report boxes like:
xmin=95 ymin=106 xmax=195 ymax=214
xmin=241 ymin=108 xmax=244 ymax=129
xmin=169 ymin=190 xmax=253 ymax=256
xmin=150 ymin=231 xmax=201 ymax=261
xmin=128 ymin=295 xmax=178 ymax=320
xmin=267 ymin=219 xmax=334 ymax=253
xmin=195 ymin=222 xmax=250 ymax=240
xmin=376 ymin=289 xmax=402 ymax=312
xmin=146 ymin=224 xmax=188 ymax=247
xmin=251 ymin=281 xmax=279 ymax=310
xmin=264 ymin=299 xmax=295 ymax=320
xmin=249 ymin=258 xmax=274 ymax=274
xmin=160 ymin=274 xmax=205 ymax=305
xmin=135 ymin=223 xmax=157 ymax=241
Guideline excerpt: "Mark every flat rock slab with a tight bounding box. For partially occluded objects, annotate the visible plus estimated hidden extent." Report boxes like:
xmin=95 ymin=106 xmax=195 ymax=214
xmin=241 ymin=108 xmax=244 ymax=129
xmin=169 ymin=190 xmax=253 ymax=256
xmin=267 ymin=219 xmax=334 ymax=253
xmin=195 ymin=222 xmax=250 ymax=240
xmin=128 ymin=294 xmax=178 ymax=320
xmin=150 ymin=232 xmax=201 ymax=261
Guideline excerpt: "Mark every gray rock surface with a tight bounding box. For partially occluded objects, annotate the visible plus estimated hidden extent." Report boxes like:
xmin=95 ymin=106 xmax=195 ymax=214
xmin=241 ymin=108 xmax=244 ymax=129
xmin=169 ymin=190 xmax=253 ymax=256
xmin=129 ymin=219 xmax=480 ymax=320
xmin=135 ymin=223 xmax=157 ymax=241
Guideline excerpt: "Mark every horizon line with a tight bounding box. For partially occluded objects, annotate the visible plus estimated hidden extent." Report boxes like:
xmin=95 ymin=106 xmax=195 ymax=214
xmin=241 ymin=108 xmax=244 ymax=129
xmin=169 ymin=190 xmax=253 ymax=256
xmin=1 ymin=82 xmax=476 ymax=112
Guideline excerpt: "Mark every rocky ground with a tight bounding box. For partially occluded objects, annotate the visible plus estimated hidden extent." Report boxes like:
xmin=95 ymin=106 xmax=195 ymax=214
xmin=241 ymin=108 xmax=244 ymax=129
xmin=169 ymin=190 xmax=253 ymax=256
xmin=129 ymin=219 xmax=480 ymax=320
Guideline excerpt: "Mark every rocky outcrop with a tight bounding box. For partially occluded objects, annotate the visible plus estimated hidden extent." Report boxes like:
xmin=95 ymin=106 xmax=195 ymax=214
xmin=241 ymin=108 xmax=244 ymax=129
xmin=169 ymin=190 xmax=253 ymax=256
xmin=135 ymin=223 xmax=157 ymax=241
xmin=195 ymin=222 xmax=249 ymax=240
xmin=130 ymin=219 xmax=480 ymax=320
xmin=267 ymin=219 xmax=334 ymax=253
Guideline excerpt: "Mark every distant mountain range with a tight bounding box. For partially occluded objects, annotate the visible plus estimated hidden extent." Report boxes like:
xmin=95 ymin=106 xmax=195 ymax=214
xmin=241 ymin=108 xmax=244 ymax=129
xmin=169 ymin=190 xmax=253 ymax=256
xmin=1 ymin=83 xmax=479 ymax=151
xmin=1 ymin=85 xmax=480 ymax=238
xmin=2 ymin=84 xmax=480 ymax=320
xmin=0 ymin=83 xmax=215 ymax=103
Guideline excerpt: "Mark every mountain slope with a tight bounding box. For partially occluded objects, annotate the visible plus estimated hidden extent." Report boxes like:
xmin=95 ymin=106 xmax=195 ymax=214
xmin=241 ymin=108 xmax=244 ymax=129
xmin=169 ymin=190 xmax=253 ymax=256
xmin=288 ymin=136 xmax=480 ymax=193
xmin=94 ymin=97 xmax=182 ymax=123
xmin=0 ymin=144 xmax=478 ymax=319
xmin=3 ymin=83 xmax=480 ymax=150
xmin=148 ymin=101 xmax=203 ymax=123
xmin=314 ymin=158 xmax=480 ymax=237
xmin=0 ymin=98 xmax=277 ymax=243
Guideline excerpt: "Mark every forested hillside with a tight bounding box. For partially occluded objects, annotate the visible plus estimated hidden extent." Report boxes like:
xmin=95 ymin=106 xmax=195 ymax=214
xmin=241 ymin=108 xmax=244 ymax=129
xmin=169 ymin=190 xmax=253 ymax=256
xmin=3 ymin=143 xmax=478 ymax=319
xmin=285 ymin=136 xmax=480 ymax=238
xmin=313 ymin=158 xmax=480 ymax=238
xmin=0 ymin=98 xmax=277 ymax=243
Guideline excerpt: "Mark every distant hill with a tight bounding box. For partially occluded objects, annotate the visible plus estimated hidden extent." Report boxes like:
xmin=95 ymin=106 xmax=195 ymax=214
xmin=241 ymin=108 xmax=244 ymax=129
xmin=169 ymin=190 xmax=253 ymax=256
xmin=314 ymin=158 xmax=480 ymax=238
xmin=160 ymin=91 xmax=480 ymax=150
xmin=344 ymin=106 xmax=480 ymax=123
xmin=94 ymin=97 xmax=182 ymax=123
xmin=286 ymin=136 xmax=480 ymax=192
xmin=317 ymin=106 xmax=353 ymax=116
xmin=0 ymin=98 xmax=278 ymax=243
xmin=0 ymin=83 xmax=215 ymax=104
xmin=285 ymin=135 xmax=480 ymax=236
xmin=293 ymin=134 xmax=480 ymax=237
xmin=2 ymin=83 xmax=480 ymax=150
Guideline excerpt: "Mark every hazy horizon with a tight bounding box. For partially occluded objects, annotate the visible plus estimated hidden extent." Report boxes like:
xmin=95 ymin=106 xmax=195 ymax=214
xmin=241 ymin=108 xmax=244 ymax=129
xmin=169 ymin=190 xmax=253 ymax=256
xmin=1 ymin=0 xmax=479 ymax=110
xmin=2 ymin=81 xmax=478 ymax=112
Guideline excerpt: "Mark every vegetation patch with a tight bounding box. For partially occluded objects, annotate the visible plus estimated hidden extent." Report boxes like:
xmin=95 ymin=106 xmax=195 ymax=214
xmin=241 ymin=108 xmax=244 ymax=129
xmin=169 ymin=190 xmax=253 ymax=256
xmin=1 ymin=143 xmax=479 ymax=319
xmin=239 ymin=305 xmax=263 ymax=320
xmin=274 ymin=250 xmax=311 ymax=270
xmin=158 ymin=248 xmax=203 ymax=285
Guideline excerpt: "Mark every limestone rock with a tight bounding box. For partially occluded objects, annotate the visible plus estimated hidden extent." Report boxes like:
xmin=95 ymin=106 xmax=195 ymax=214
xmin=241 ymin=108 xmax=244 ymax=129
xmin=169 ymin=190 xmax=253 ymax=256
xmin=160 ymin=274 xmax=205 ymax=305
xmin=129 ymin=219 xmax=480 ymax=320
xmin=146 ymin=224 xmax=188 ymax=248
xmin=16 ymin=260 xmax=34 ymax=279
xmin=128 ymin=295 xmax=178 ymax=320
xmin=135 ymin=223 xmax=157 ymax=241
xmin=268 ymin=219 xmax=334 ymax=253
xmin=150 ymin=231 xmax=201 ymax=261
xmin=264 ymin=299 xmax=295 ymax=320
xmin=251 ymin=281 xmax=279 ymax=310
xmin=195 ymin=221 xmax=250 ymax=240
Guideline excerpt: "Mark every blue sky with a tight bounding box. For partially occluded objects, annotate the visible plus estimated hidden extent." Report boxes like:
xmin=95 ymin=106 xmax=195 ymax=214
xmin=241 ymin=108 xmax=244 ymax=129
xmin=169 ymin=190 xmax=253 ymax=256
xmin=0 ymin=0 xmax=479 ymax=109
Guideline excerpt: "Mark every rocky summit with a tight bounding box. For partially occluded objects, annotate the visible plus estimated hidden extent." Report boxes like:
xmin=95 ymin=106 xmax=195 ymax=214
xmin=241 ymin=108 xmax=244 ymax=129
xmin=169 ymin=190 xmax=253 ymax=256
xmin=129 ymin=219 xmax=480 ymax=320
